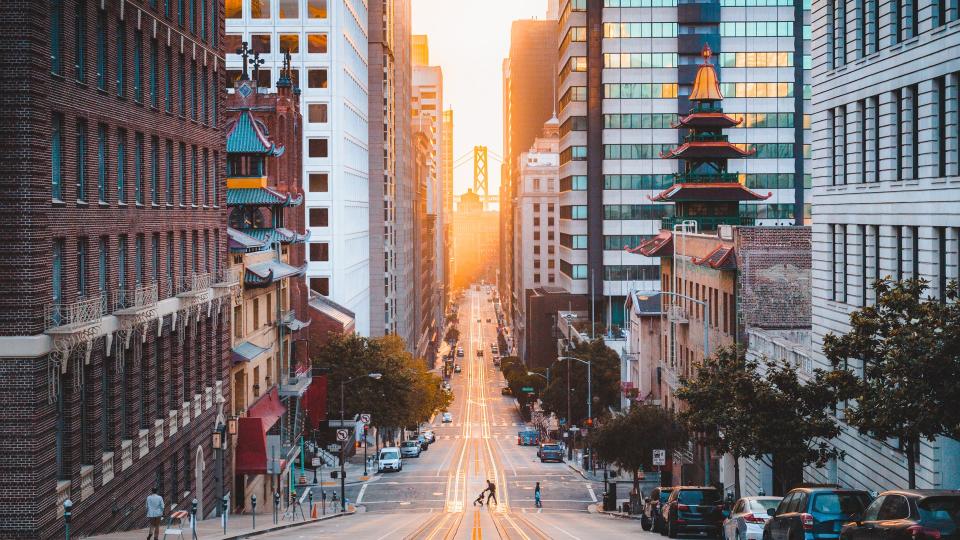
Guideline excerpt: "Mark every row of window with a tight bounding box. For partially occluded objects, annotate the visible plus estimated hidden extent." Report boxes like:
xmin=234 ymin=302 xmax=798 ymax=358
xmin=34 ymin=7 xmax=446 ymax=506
xmin=224 ymin=32 xmax=327 ymax=55
xmin=738 ymin=203 xmax=795 ymax=219
xmin=718 ymin=51 xmax=802 ymax=68
xmin=662 ymin=272 xmax=737 ymax=335
xmin=51 ymin=231 xmax=221 ymax=310
xmin=560 ymin=146 xmax=588 ymax=164
xmin=604 ymin=0 xmax=678 ymax=6
xmin=51 ymin=114 xmax=220 ymax=207
xmin=603 ymin=144 xmax=676 ymax=159
xmin=227 ymin=67 xmax=328 ymax=91
xmin=602 ymin=22 xmax=679 ymax=38
xmin=560 ymin=233 xmax=589 ymax=250
xmin=719 ymin=82 xmax=795 ymax=98
xmin=225 ymin=0 xmax=328 ymax=19
xmin=603 ymin=265 xmax=661 ymax=281
xmin=729 ymin=112 xmax=805 ymax=128
xmin=604 ymin=113 xmax=680 ymax=129
xmin=604 ymin=235 xmax=656 ymax=250
xmin=604 ymin=204 xmax=675 ymax=220
xmin=560 ymin=175 xmax=588 ymax=191
xmin=829 ymin=78 xmax=956 ymax=186
xmin=560 ymin=26 xmax=587 ymax=56
xmin=560 ymin=86 xmax=587 ymax=111
xmin=719 ymin=21 xmax=795 ymax=37
xmin=560 ymin=116 xmax=587 ymax=138
xmin=51 ymin=2 xmax=220 ymax=126
xmin=532 ymin=272 xmax=557 ymax=285
xmin=604 ymin=83 xmax=679 ymax=99
xmin=742 ymin=173 xmax=813 ymax=189
xmin=604 ymin=52 xmax=678 ymax=69
xmin=605 ymin=174 xmax=677 ymax=190
xmin=735 ymin=142 xmax=806 ymax=158
xmin=720 ymin=0 xmax=808 ymax=6
xmin=560 ymin=57 xmax=588 ymax=81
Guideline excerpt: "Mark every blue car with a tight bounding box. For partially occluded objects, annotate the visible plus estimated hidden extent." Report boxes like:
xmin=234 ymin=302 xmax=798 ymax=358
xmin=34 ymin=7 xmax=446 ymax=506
xmin=537 ymin=442 xmax=563 ymax=463
xmin=765 ymin=486 xmax=872 ymax=540
xmin=518 ymin=430 xmax=540 ymax=446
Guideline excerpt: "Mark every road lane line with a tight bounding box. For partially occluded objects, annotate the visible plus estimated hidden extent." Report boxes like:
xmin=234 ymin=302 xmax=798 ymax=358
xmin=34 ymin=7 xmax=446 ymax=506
xmin=586 ymin=485 xmax=598 ymax=502
xmin=356 ymin=483 xmax=368 ymax=504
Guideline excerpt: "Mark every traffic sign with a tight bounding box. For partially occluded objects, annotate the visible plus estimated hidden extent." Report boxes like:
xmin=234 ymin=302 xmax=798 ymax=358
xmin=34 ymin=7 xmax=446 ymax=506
xmin=311 ymin=457 xmax=321 ymax=467
xmin=521 ymin=387 xmax=534 ymax=393
xmin=336 ymin=429 xmax=349 ymax=442
xmin=653 ymin=449 xmax=666 ymax=466
xmin=359 ymin=413 xmax=371 ymax=424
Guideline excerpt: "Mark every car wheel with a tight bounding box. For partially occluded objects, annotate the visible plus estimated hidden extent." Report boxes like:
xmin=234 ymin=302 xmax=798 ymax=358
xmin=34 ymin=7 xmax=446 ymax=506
xmin=641 ymin=516 xmax=652 ymax=531
xmin=668 ymin=519 xmax=678 ymax=539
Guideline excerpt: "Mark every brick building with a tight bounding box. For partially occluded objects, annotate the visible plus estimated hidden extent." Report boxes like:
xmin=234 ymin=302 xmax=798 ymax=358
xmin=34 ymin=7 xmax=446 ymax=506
xmin=0 ymin=0 xmax=232 ymax=537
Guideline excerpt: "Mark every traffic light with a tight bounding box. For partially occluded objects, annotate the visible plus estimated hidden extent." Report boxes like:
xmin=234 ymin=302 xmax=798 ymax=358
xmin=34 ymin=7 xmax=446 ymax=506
xmin=585 ymin=418 xmax=593 ymax=427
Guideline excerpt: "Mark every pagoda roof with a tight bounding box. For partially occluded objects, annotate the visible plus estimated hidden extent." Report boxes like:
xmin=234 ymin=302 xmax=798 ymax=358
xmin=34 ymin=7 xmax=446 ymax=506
xmin=690 ymin=45 xmax=723 ymax=101
xmin=661 ymin=141 xmax=755 ymax=159
xmin=650 ymin=183 xmax=771 ymax=202
xmin=693 ymin=245 xmax=737 ymax=270
xmin=673 ymin=112 xmax=742 ymax=129
xmin=227 ymin=111 xmax=284 ymax=156
xmin=237 ymin=227 xmax=310 ymax=245
xmin=244 ymin=260 xmax=307 ymax=287
xmin=227 ymin=187 xmax=303 ymax=207
xmin=629 ymin=231 xmax=674 ymax=258
xmin=227 ymin=227 xmax=267 ymax=252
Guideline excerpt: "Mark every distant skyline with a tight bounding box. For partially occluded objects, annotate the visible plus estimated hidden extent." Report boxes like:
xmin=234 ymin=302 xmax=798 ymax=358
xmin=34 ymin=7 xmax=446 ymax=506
xmin=411 ymin=0 xmax=549 ymax=199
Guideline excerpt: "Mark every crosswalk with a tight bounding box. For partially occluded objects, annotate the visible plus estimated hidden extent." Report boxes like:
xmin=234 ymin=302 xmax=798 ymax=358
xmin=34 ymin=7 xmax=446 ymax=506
xmin=434 ymin=422 xmax=528 ymax=428
xmin=437 ymin=434 xmax=540 ymax=441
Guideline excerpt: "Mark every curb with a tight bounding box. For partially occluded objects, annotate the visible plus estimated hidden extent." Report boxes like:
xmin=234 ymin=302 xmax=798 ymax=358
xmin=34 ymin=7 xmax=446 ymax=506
xmin=221 ymin=510 xmax=353 ymax=539
xmin=567 ymin=462 xmax=589 ymax=481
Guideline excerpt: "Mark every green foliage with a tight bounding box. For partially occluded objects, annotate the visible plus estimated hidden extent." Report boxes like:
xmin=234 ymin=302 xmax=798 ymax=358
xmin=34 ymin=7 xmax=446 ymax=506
xmin=589 ymin=405 xmax=687 ymax=490
xmin=822 ymin=278 xmax=960 ymax=488
xmin=539 ymin=340 xmax=622 ymax=425
xmin=444 ymin=327 xmax=460 ymax=343
xmin=312 ymin=334 xmax=451 ymax=431
xmin=498 ymin=356 xmax=546 ymax=409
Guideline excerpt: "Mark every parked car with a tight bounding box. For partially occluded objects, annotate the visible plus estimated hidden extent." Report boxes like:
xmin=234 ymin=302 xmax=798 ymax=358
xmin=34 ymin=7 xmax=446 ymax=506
xmin=477 ymin=349 xmax=484 ymax=357
xmin=765 ymin=486 xmax=872 ymax=540
xmin=517 ymin=430 xmax=540 ymax=446
xmin=422 ymin=430 xmax=436 ymax=443
xmin=442 ymin=412 xmax=453 ymax=423
xmin=400 ymin=440 xmax=422 ymax=458
xmin=486 ymin=318 xmax=491 ymax=323
xmin=661 ymin=486 xmax=725 ymax=538
xmin=378 ymin=447 xmax=402 ymax=472
xmin=724 ymin=497 xmax=783 ymax=540
xmin=537 ymin=442 xmax=564 ymax=463
xmin=454 ymin=364 xmax=462 ymax=373
xmin=416 ymin=434 xmax=431 ymax=450
xmin=642 ymin=486 xmax=673 ymax=532
xmin=493 ymin=357 xmax=501 ymax=367
xmin=501 ymin=387 xmax=512 ymax=396
xmin=491 ymin=345 xmax=499 ymax=355
xmin=840 ymin=490 xmax=960 ymax=540
xmin=457 ymin=347 xmax=464 ymax=357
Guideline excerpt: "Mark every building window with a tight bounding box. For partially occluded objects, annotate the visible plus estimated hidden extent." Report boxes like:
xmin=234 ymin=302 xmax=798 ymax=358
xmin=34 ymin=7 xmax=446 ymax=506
xmin=117 ymin=129 xmax=127 ymax=203
xmin=74 ymin=0 xmax=87 ymax=81
xmin=278 ymin=33 xmax=300 ymax=54
xmin=308 ymin=139 xmax=329 ymax=158
xmin=178 ymin=54 xmax=186 ymax=116
xmin=77 ymin=238 xmax=88 ymax=297
xmin=52 ymin=113 xmax=64 ymax=200
xmin=201 ymin=69 xmax=208 ymax=124
xmin=179 ymin=142 xmax=187 ymax=205
xmin=133 ymin=30 xmax=143 ymax=102
xmin=894 ymin=89 xmax=904 ymax=181
xmin=896 ymin=226 xmax=904 ymax=280
xmin=150 ymin=39 xmax=159 ymax=107
xmin=911 ymin=226 xmax=920 ymax=278
xmin=307 ymin=69 xmax=328 ymax=89
xmin=135 ymin=235 xmax=144 ymax=286
xmin=859 ymin=100 xmax=867 ymax=184
xmin=115 ymin=20 xmax=125 ymax=96
xmin=937 ymin=77 xmax=948 ymax=178
xmin=134 ymin=133 xmax=144 ymax=204
xmin=202 ymin=149 xmax=210 ymax=206
xmin=191 ymin=146 xmax=199 ymax=205
xmin=76 ymin=120 xmax=88 ymax=203
xmin=308 ymin=0 xmax=328 ymax=18
xmin=310 ymin=277 xmax=330 ymax=295
xmin=150 ymin=136 xmax=160 ymax=204
xmin=51 ymin=0 xmax=65 ymax=75
xmin=213 ymin=151 xmax=220 ymax=206
xmin=165 ymin=140 xmax=174 ymax=205
xmin=308 ymin=104 xmax=328 ymax=123
xmin=97 ymin=124 xmax=108 ymax=202
xmin=98 ymin=237 xmax=107 ymax=297
xmin=309 ymin=173 xmax=329 ymax=192
xmin=225 ymin=0 xmax=240 ymax=18
xmin=191 ymin=61 xmax=198 ymax=120
xmin=310 ymin=242 xmax=330 ymax=262
xmin=166 ymin=232 xmax=175 ymax=296
xmin=309 ymin=208 xmax=329 ymax=227
xmin=307 ymin=33 xmax=328 ymax=53
xmin=872 ymin=96 xmax=881 ymax=183
xmin=96 ymin=10 xmax=107 ymax=90
xmin=938 ymin=227 xmax=948 ymax=302
xmin=910 ymin=85 xmax=919 ymax=180
xmin=251 ymin=0 xmax=269 ymax=18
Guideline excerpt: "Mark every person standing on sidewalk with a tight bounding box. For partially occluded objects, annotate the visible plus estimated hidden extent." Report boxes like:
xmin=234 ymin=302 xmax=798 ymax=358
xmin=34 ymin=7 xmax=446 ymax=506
xmin=145 ymin=487 xmax=165 ymax=540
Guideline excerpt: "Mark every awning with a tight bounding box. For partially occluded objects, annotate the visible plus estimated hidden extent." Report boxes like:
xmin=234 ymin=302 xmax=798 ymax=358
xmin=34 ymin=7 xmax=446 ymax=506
xmin=235 ymin=387 xmax=287 ymax=476
xmin=231 ymin=341 xmax=270 ymax=364
xmin=245 ymin=260 xmax=306 ymax=287
xmin=228 ymin=227 xmax=267 ymax=252
xmin=283 ymin=317 xmax=311 ymax=332
xmin=303 ymin=375 xmax=328 ymax=430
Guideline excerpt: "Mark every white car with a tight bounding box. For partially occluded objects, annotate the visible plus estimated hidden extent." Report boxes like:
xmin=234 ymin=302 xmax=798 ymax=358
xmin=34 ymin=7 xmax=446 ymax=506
xmin=377 ymin=447 xmax=403 ymax=473
xmin=722 ymin=496 xmax=782 ymax=540
xmin=441 ymin=412 xmax=453 ymax=423
xmin=400 ymin=440 xmax=422 ymax=458
xmin=422 ymin=430 xmax=436 ymax=443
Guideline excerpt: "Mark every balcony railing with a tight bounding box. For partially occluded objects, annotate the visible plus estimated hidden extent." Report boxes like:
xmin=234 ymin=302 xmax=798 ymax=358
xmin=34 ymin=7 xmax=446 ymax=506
xmin=112 ymin=283 xmax=159 ymax=313
xmin=666 ymin=304 xmax=689 ymax=324
xmin=45 ymin=294 xmax=108 ymax=330
xmin=675 ymin=172 xmax=740 ymax=184
xmin=661 ymin=215 xmax=754 ymax=232
xmin=176 ymin=272 xmax=212 ymax=296
xmin=277 ymin=309 xmax=295 ymax=326
xmin=212 ymin=267 xmax=242 ymax=288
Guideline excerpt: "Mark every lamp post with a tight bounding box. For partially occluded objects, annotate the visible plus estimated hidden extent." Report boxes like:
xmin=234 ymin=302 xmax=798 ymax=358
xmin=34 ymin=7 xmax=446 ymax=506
xmin=558 ymin=356 xmax=592 ymax=467
xmin=340 ymin=372 xmax=382 ymax=510
xmin=211 ymin=423 xmax=226 ymax=517
xmin=63 ymin=499 xmax=73 ymax=540
xmin=526 ymin=369 xmax=550 ymax=384
xmin=251 ymin=494 xmax=257 ymax=529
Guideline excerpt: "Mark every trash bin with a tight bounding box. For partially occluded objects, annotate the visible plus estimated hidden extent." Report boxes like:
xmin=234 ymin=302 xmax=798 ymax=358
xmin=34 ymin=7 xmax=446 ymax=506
xmin=603 ymin=483 xmax=617 ymax=511
xmin=622 ymin=502 xmax=631 ymax=514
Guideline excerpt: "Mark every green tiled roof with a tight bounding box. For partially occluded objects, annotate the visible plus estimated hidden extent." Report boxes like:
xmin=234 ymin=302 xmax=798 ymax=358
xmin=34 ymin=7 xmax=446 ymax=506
xmin=227 ymin=187 xmax=298 ymax=206
xmin=227 ymin=112 xmax=283 ymax=155
xmin=237 ymin=227 xmax=310 ymax=245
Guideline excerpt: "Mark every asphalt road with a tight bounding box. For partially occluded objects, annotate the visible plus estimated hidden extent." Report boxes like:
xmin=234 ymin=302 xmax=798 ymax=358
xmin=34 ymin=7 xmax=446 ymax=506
xmin=254 ymin=285 xmax=651 ymax=539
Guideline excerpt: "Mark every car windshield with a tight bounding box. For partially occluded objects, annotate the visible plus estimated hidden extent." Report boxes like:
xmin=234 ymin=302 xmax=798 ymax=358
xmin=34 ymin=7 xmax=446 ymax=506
xmin=811 ymin=493 xmax=870 ymax=515
xmin=750 ymin=500 xmax=782 ymax=513
xmin=918 ymin=497 xmax=960 ymax=530
xmin=678 ymin=490 xmax=722 ymax=505
xmin=380 ymin=451 xmax=399 ymax=460
xmin=402 ymin=441 xmax=418 ymax=447
xmin=542 ymin=445 xmax=560 ymax=451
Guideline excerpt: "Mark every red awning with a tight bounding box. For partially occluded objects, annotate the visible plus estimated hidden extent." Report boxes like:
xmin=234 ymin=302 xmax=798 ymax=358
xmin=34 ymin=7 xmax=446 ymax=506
xmin=303 ymin=375 xmax=328 ymax=430
xmin=235 ymin=387 xmax=286 ymax=476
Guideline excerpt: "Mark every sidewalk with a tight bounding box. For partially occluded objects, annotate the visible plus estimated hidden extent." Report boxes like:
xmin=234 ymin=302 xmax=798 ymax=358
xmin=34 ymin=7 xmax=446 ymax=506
xmin=88 ymin=509 xmax=353 ymax=540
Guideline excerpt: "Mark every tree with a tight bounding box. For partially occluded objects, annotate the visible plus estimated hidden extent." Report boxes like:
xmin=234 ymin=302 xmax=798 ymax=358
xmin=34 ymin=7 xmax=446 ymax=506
xmin=589 ymin=405 xmax=688 ymax=493
xmin=444 ymin=327 xmax=460 ymax=343
xmin=822 ymin=278 xmax=960 ymax=488
xmin=540 ymin=340 xmax=622 ymax=426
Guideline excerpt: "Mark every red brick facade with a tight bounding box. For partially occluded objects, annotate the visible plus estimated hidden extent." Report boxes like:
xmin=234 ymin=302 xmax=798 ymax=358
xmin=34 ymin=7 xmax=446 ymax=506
xmin=734 ymin=226 xmax=812 ymax=332
xmin=0 ymin=0 xmax=230 ymax=537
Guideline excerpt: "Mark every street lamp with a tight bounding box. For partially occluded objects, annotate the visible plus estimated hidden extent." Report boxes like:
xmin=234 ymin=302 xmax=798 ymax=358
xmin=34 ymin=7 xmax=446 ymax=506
xmin=339 ymin=372 xmax=382 ymax=510
xmin=63 ymin=499 xmax=73 ymax=540
xmin=558 ymin=356 xmax=592 ymax=467
xmin=526 ymin=369 xmax=550 ymax=384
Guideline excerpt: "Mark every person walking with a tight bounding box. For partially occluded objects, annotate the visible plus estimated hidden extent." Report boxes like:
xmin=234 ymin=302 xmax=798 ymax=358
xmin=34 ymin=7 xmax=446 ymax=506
xmin=145 ymin=487 xmax=165 ymax=540
xmin=534 ymin=482 xmax=542 ymax=508
xmin=485 ymin=480 xmax=498 ymax=506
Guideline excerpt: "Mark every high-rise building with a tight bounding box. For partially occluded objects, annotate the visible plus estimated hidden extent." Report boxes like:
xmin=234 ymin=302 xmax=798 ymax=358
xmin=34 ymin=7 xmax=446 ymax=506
xmin=806 ymin=0 xmax=960 ymax=490
xmin=443 ymin=109 xmax=455 ymax=309
xmin=369 ymin=0 xmax=415 ymax=346
xmin=0 ymin=1 xmax=232 ymax=536
xmin=557 ymin=0 xmax=810 ymax=330
xmin=453 ymin=191 xmax=501 ymax=288
xmin=500 ymin=17 xmax=558 ymax=333
xmin=512 ymin=118 xmax=561 ymax=363
xmin=226 ymin=0 xmax=372 ymax=335
xmin=413 ymin=130 xmax=437 ymax=358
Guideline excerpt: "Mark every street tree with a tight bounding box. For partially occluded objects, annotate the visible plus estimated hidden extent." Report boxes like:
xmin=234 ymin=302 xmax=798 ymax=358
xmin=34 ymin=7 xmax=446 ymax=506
xmin=589 ymin=405 xmax=687 ymax=494
xmin=541 ymin=340 xmax=621 ymax=426
xmin=822 ymin=278 xmax=960 ymax=488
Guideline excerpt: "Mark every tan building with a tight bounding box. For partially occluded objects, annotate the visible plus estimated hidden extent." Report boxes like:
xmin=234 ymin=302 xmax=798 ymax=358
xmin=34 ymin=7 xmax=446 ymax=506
xmin=452 ymin=190 xmax=500 ymax=290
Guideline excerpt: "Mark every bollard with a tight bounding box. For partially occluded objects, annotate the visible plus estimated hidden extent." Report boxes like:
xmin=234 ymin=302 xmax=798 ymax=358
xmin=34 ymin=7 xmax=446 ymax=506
xmin=308 ymin=491 xmax=314 ymax=520
xmin=251 ymin=494 xmax=257 ymax=529
xmin=321 ymin=490 xmax=326 ymax=516
xmin=273 ymin=491 xmax=280 ymax=524
xmin=190 ymin=499 xmax=198 ymax=540
xmin=222 ymin=495 xmax=229 ymax=535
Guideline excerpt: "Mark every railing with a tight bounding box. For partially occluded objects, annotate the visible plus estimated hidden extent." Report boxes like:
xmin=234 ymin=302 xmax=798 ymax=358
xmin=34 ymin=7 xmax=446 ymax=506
xmin=674 ymin=173 xmax=740 ymax=184
xmin=45 ymin=294 xmax=108 ymax=330
xmin=176 ymin=272 xmax=212 ymax=295
xmin=666 ymin=305 xmax=688 ymax=324
xmin=278 ymin=309 xmax=295 ymax=325
xmin=112 ymin=283 xmax=159 ymax=312
xmin=661 ymin=215 xmax=755 ymax=231
xmin=212 ymin=266 xmax=242 ymax=287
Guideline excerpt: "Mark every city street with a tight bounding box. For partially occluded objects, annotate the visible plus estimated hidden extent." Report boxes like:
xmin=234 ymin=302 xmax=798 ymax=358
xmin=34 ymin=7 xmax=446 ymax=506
xmin=258 ymin=285 xmax=648 ymax=538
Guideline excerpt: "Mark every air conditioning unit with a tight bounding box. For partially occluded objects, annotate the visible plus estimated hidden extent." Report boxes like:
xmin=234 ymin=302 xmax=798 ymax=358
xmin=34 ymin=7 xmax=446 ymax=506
xmin=718 ymin=224 xmax=734 ymax=240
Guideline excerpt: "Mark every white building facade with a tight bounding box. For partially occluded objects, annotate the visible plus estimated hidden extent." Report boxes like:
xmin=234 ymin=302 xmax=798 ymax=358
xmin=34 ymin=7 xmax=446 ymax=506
xmin=809 ymin=0 xmax=960 ymax=491
xmin=226 ymin=0 xmax=372 ymax=334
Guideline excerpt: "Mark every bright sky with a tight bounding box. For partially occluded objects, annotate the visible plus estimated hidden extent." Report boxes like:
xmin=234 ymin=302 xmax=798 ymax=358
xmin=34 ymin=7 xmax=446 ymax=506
xmin=411 ymin=0 xmax=549 ymax=199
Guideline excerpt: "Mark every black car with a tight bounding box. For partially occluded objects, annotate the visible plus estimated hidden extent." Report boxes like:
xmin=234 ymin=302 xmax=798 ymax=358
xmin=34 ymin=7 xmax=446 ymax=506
xmin=661 ymin=486 xmax=725 ymax=538
xmin=643 ymin=486 xmax=673 ymax=532
xmin=841 ymin=490 xmax=959 ymax=540
xmin=765 ymin=486 xmax=872 ymax=540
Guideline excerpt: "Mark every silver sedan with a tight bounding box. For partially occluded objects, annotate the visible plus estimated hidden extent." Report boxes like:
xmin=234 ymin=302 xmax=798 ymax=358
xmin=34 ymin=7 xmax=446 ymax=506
xmin=723 ymin=496 xmax=782 ymax=540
